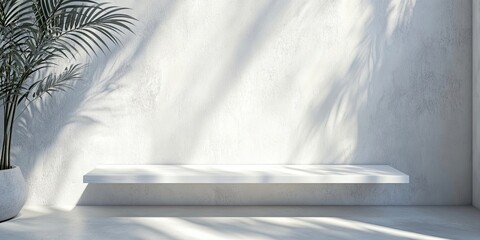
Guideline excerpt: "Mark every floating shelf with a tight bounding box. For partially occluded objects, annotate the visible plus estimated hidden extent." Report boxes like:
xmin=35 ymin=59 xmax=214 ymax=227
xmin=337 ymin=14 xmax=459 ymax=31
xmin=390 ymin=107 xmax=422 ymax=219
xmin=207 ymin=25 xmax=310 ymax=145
xmin=83 ymin=165 xmax=409 ymax=184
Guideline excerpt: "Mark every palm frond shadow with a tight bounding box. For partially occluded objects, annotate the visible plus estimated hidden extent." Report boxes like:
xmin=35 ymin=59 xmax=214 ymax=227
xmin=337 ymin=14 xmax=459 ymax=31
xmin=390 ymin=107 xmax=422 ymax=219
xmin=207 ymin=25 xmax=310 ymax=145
xmin=287 ymin=0 xmax=416 ymax=165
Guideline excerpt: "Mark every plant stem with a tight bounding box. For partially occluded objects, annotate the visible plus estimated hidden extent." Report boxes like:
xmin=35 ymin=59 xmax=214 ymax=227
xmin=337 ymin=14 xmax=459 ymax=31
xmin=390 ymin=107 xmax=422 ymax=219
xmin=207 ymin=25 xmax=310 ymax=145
xmin=1 ymin=102 xmax=11 ymax=170
xmin=1 ymin=100 xmax=13 ymax=170
xmin=1 ymin=108 xmax=4 ymax=169
xmin=7 ymin=96 xmax=18 ymax=168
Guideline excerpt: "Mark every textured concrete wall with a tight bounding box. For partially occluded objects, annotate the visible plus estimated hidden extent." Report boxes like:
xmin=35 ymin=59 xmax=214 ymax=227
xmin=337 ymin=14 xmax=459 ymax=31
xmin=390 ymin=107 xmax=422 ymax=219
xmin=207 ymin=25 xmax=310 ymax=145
xmin=474 ymin=0 xmax=480 ymax=210
xmin=11 ymin=0 xmax=471 ymax=206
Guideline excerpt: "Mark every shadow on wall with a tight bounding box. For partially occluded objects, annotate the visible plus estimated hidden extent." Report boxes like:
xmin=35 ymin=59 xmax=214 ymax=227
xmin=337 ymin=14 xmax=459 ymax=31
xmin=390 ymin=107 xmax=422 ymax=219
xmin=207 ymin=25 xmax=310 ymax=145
xmin=8 ymin=0 xmax=472 ymax=206
xmin=144 ymin=0 xmax=299 ymax=164
xmin=288 ymin=0 xmax=417 ymax=164
xmin=81 ymin=0 xmax=419 ymax=206
xmin=11 ymin=0 xmax=178 ymax=205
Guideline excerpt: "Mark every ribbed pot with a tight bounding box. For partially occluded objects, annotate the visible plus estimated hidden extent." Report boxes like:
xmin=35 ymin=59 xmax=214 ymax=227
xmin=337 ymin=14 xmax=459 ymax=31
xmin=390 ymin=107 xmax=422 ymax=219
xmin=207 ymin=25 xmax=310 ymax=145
xmin=0 ymin=166 xmax=27 ymax=222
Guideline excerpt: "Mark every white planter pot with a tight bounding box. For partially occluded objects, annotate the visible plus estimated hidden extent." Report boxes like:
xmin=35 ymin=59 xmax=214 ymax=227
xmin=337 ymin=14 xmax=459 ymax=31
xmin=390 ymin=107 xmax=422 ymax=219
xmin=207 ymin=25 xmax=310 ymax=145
xmin=0 ymin=166 xmax=27 ymax=222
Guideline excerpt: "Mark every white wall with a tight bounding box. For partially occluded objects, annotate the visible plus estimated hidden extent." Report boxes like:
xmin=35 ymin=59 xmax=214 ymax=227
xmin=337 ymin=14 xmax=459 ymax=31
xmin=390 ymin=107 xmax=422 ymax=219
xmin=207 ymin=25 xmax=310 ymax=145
xmin=12 ymin=0 xmax=472 ymax=206
xmin=474 ymin=0 xmax=480 ymax=209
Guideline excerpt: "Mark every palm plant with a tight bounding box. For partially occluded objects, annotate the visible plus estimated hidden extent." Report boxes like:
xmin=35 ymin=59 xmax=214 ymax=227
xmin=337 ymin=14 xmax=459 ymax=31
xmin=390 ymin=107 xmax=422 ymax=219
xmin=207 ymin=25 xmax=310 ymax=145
xmin=0 ymin=0 xmax=135 ymax=170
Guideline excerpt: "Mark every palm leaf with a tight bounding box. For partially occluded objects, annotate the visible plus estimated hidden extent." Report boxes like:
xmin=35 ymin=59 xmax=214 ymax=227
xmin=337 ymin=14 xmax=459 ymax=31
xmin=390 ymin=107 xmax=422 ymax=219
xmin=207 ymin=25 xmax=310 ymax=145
xmin=31 ymin=64 xmax=83 ymax=98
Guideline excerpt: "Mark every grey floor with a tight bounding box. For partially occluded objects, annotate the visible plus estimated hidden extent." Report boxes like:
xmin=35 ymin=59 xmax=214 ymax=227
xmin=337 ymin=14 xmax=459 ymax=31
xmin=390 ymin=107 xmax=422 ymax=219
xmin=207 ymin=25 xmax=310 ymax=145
xmin=0 ymin=206 xmax=479 ymax=240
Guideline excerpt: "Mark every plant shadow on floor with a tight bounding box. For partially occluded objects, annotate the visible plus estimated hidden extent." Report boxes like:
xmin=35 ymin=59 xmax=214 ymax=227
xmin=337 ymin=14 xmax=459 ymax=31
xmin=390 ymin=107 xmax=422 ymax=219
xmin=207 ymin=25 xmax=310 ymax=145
xmin=1 ymin=206 xmax=480 ymax=239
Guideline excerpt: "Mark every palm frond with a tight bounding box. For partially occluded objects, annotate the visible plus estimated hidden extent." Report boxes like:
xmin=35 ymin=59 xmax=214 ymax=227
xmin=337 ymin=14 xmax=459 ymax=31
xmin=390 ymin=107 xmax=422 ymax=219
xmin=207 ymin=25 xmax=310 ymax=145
xmin=27 ymin=63 xmax=83 ymax=100
xmin=1 ymin=0 xmax=135 ymax=103
xmin=32 ymin=0 xmax=135 ymax=58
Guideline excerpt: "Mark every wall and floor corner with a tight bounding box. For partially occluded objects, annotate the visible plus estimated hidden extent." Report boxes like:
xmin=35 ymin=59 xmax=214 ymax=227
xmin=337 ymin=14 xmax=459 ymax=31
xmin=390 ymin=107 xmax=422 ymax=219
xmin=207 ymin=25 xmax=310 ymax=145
xmin=474 ymin=0 xmax=480 ymax=210
xmin=7 ymin=0 xmax=472 ymax=206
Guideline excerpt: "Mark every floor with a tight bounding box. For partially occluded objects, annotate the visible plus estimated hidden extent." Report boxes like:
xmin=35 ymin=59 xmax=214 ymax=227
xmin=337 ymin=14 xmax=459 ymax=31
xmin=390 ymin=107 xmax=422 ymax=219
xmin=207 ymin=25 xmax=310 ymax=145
xmin=0 ymin=206 xmax=479 ymax=240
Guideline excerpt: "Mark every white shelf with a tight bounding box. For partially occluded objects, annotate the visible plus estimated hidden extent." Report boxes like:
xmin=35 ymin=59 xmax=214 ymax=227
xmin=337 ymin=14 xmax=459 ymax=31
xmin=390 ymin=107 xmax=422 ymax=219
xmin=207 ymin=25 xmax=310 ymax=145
xmin=83 ymin=165 xmax=409 ymax=184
